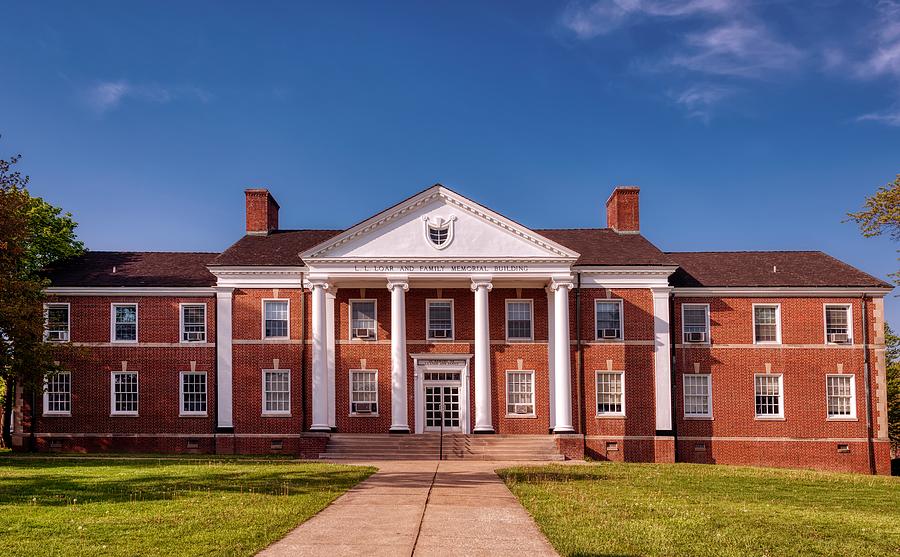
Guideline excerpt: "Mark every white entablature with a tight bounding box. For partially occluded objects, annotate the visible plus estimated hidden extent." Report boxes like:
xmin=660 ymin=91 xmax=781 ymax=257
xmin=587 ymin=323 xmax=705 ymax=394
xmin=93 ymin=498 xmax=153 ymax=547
xmin=300 ymin=185 xmax=579 ymax=278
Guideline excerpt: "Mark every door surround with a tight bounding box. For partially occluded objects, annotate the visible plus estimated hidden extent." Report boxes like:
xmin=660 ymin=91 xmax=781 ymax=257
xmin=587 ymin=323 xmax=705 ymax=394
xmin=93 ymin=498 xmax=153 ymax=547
xmin=411 ymin=353 xmax=472 ymax=434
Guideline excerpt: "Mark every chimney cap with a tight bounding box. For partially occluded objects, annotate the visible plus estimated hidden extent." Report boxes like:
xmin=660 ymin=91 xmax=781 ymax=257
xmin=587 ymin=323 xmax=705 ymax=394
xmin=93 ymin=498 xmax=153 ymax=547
xmin=605 ymin=185 xmax=640 ymax=207
xmin=244 ymin=188 xmax=280 ymax=209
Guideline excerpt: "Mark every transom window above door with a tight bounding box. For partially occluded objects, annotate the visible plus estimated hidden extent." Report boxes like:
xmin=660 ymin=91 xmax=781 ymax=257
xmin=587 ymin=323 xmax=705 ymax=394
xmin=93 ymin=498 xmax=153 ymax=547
xmin=427 ymin=300 xmax=453 ymax=340
xmin=350 ymin=300 xmax=377 ymax=340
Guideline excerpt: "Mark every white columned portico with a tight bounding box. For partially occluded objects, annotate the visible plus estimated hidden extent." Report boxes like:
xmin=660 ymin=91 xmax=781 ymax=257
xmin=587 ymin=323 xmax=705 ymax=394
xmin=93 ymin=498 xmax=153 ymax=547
xmin=388 ymin=277 xmax=410 ymax=433
xmin=471 ymin=277 xmax=494 ymax=433
xmin=652 ymin=287 xmax=673 ymax=432
xmin=215 ymin=287 xmax=234 ymax=430
xmin=309 ymin=279 xmax=331 ymax=431
xmin=551 ymin=277 xmax=575 ymax=433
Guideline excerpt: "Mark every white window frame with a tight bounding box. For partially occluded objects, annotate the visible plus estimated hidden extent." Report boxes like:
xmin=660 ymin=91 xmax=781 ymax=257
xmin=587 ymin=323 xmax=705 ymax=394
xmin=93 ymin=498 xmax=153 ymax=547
xmin=505 ymin=299 xmax=534 ymax=342
xmin=825 ymin=374 xmax=857 ymax=420
xmin=823 ymin=304 xmax=853 ymax=345
xmin=349 ymin=299 xmax=378 ymax=341
xmin=752 ymin=303 xmax=781 ymax=345
xmin=348 ymin=369 xmax=379 ymax=416
xmin=179 ymin=371 xmax=208 ymax=417
xmin=180 ymin=303 xmax=207 ymax=343
xmin=681 ymin=303 xmax=710 ymax=344
xmin=261 ymin=369 xmax=291 ymax=416
xmin=426 ymin=299 xmax=455 ymax=341
xmin=595 ymin=370 xmax=626 ymax=417
xmin=261 ymin=299 xmax=290 ymax=340
xmin=753 ymin=373 xmax=784 ymax=419
xmin=43 ymin=371 xmax=72 ymax=416
xmin=682 ymin=373 xmax=713 ymax=419
xmin=595 ymin=299 xmax=624 ymax=341
xmin=505 ymin=370 xmax=536 ymax=417
xmin=110 ymin=371 xmax=139 ymax=416
xmin=43 ymin=302 xmax=71 ymax=343
xmin=110 ymin=303 xmax=138 ymax=343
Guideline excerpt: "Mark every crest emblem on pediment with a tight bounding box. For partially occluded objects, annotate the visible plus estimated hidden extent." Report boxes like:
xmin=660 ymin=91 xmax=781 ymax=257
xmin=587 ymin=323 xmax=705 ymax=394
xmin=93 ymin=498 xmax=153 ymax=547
xmin=423 ymin=215 xmax=457 ymax=250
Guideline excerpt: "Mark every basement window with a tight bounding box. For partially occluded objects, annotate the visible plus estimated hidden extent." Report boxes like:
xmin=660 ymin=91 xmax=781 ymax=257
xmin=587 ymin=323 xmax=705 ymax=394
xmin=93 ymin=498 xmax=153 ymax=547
xmin=606 ymin=441 xmax=619 ymax=452
xmin=837 ymin=443 xmax=850 ymax=454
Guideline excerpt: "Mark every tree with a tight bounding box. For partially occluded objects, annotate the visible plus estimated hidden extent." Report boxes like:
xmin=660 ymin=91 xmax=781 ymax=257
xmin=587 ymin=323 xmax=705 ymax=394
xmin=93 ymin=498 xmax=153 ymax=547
xmin=0 ymin=151 xmax=83 ymax=447
xmin=847 ymin=174 xmax=900 ymax=284
xmin=888 ymin=326 xmax=900 ymax=455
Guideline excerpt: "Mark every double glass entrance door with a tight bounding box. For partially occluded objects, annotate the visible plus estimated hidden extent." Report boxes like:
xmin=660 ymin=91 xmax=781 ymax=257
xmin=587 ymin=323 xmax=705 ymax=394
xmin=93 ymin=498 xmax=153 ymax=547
xmin=424 ymin=384 xmax=461 ymax=431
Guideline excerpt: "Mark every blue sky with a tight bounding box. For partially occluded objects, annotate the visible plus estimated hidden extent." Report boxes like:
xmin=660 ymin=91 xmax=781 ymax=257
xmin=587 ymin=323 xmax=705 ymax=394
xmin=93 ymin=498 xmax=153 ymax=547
xmin=1 ymin=1 xmax=898 ymax=326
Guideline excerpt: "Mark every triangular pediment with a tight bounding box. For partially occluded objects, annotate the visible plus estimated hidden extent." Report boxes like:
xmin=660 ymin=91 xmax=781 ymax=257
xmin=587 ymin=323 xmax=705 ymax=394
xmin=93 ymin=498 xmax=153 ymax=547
xmin=300 ymin=185 xmax=579 ymax=262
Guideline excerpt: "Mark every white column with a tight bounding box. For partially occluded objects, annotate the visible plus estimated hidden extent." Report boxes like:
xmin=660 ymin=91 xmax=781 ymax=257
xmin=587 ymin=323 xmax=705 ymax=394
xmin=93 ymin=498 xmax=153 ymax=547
xmin=652 ymin=287 xmax=673 ymax=432
xmin=310 ymin=279 xmax=331 ymax=431
xmin=215 ymin=287 xmax=234 ymax=430
xmin=326 ymin=289 xmax=337 ymax=428
xmin=546 ymin=286 xmax=556 ymax=431
xmin=551 ymin=278 xmax=575 ymax=433
xmin=388 ymin=278 xmax=410 ymax=433
xmin=471 ymin=277 xmax=494 ymax=433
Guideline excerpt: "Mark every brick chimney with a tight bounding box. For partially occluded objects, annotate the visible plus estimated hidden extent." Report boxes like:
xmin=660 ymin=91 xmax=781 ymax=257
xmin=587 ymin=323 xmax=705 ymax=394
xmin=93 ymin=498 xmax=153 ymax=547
xmin=606 ymin=186 xmax=640 ymax=233
xmin=245 ymin=188 xmax=279 ymax=235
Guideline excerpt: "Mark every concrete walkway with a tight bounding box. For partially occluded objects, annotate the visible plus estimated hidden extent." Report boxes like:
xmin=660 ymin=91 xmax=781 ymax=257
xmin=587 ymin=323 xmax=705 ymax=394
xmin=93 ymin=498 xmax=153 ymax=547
xmin=257 ymin=460 xmax=558 ymax=557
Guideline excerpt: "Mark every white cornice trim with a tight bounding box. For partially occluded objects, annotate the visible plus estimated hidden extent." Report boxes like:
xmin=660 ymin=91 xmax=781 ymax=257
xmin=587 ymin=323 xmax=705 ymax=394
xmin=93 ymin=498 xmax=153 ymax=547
xmin=209 ymin=266 xmax=305 ymax=288
xmin=300 ymin=186 xmax=580 ymax=261
xmin=308 ymin=257 xmax=575 ymax=265
xmin=46 ymin=287 xmax=215 ymax=297
xmin=576 ymin=266 xmax=679 ymax=275
xmin=672 ymin=286 xmax=893 ymax=297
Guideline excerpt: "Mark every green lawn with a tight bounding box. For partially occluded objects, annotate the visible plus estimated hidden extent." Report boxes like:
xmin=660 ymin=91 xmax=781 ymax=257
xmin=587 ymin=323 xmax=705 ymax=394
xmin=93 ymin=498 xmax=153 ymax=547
xmin=0 ymin=456 xmax=374 ymax=557
xmin=499 ymin=463 xmax=900 ymax=557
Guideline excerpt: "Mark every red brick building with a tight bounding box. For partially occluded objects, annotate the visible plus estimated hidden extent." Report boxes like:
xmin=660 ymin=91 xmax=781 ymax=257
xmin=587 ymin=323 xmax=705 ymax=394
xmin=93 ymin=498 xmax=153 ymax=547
xmin=10 ymin=185 xmax=893 ymax=474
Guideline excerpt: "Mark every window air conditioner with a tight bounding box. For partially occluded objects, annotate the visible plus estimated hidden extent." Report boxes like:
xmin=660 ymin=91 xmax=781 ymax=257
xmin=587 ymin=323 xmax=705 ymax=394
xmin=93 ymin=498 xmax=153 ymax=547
xmin=47 ymin=331 xmax=68 ymax=342
xmin=431 ymin=329 xmax=449 ymax=339
xmin=828 ymin=333 xmax=849 ymax=344
xmin=601 ymin=328 xmax=620 ymax=339
xmin=353 ymin=328 xmax=372 ymax=339
xmin=685 ymin=331 xmax=707 ymax=343
xmin=355 ymin=402 xmax=375 ymax=414
xmin=185 ymin=331 xmax=205 ymax=342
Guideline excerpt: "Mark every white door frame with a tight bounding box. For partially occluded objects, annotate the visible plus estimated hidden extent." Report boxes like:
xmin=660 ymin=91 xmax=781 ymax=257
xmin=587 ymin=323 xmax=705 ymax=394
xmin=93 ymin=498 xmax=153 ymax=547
xmin=411 ymin=353 xmax=472 ymax=434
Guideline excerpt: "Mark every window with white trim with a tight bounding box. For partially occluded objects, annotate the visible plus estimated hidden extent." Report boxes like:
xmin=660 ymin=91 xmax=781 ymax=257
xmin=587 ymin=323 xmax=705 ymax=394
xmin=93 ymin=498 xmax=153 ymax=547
xmin=180 ymin=372 xmax=207 ymax=415
xmin=825 ymin=305 xmax=852 ymax=344
xmin=350 ymin=300 xmax=376 ymax=340
xmin=44 ymin=372 xmax=71 ymax=415
xmin=506 ymin=300 xmax=533 ymax=341
xmin=826 ymin=375 xmax=855 ymax=418
xmin=181 ymin=304 xmax=206 ymax=342
xmin=44 ymin=303 xmax=70 ymax=342
xmin=754 ymin=374 xmax=783 ymax=418
xmin=111 ymin=372 xmax=138 ymax=415
xmin=427 ymin=300 xmax=453 ymax=340
xmin=683 ymin=374 xmax=712 ymax=418
xmin=263 ymin=300 xmax=289 ymax=339
xmin=112 ymin=304 xmax=137 ymax=342
xmin=753 ymin=305 xmax=780 ymax=344
xmin=595 ymin=300 xmax=623 ymax=340
xmin=596 ymin=371 xmax=625 ymax=416
xmin=263 ymin=370 xmax=290 ymax=415
xmin=506 ymin=371 xmax=535 ymax=416
xmin=350 ymin=370 xmax=378 ymax=414
xmin=682 ymin=304 xmax=709 ymax=343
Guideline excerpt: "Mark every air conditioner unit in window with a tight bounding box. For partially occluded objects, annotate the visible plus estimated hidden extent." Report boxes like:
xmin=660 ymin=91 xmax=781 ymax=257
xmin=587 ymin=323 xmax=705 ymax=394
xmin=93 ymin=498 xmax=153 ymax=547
xmin=354 ymin=402 xmax=375 ymax=414
xmin=515 ymin=405 xmax=532 ymax=415
xmin=353 ymin=328 xmax=372 ymax=339
xmin=685 ymin=331 xmax=707 ymax=343
xmin=828 ymin=333 xmax=850 ymax=344
xmin=430 ymin=329 xmax=449 ymax=339
xmin=185 ymin=331 xmax=205 ymax=342
xmin=601 ymin=328 xmax=620 ymax=339
xmin=47 ymin=331 xmax=68 ymax=342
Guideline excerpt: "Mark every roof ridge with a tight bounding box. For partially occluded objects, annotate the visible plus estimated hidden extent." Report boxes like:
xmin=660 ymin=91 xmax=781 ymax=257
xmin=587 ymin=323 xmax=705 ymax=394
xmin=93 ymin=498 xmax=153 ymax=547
xmin=666 ymin=250 xmax=825 ymax=254
xmin=82 ymin=250 xmax=221 ymax=255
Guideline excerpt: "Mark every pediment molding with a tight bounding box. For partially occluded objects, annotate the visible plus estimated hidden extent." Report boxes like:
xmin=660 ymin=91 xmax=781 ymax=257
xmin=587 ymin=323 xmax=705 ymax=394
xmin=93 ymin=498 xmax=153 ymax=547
xmin=301 ymin=185 xmax=579 ymax=261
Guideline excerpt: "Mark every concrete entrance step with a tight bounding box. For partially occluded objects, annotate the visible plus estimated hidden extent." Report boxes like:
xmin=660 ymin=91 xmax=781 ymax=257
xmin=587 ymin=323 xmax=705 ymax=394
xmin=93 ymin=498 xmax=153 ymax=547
xmin=320 ymin=433 xmax=564 ymax=461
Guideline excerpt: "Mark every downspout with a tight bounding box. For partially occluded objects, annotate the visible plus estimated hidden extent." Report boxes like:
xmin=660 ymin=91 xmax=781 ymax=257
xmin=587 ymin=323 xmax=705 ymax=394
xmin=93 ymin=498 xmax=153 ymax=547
xmin=300 ymin=272 xmax=307 ymax=432
xmin=575 ymin=272 xmax=585 ymax=444
xmin=861 ymin=295 xmax=876 ymax=475
xmin=669 ymin=294 xmax=678 ymax=461
xmin=212 ymin=295 xmax=218 ymax=435
xmin=29 ymin=388 xmax=36 ymax=452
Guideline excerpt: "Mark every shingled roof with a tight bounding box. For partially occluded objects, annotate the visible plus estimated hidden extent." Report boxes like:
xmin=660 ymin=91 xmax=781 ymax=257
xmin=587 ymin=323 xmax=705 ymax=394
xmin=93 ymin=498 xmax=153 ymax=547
xmin=44 ymin=251 xmax=218 ymax=287
xmin=210 ymin=229 xmax=343 ymax=266
xmin=536 ymin=229 xmax=676 ymax=267
xmin=667 ymin=251 xmax=892 ymax=289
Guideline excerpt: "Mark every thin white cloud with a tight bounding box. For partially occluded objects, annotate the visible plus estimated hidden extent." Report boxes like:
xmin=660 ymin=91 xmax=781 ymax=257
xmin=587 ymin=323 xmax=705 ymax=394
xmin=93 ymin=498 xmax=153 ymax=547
xmin=561 ymin=0 xmax=736 ymax=39
xmin=671 ymin=83 xmax=735 ymax=121
xmin=85 ymin=80 xmax=210 ymax=113
xmin=857 ymin=106 xmax=900 ymax=126
xmin=667 ymin=21 xmax=803 ymax=78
